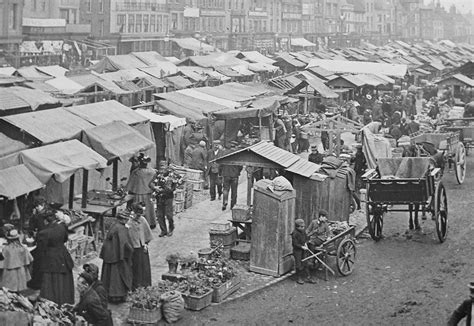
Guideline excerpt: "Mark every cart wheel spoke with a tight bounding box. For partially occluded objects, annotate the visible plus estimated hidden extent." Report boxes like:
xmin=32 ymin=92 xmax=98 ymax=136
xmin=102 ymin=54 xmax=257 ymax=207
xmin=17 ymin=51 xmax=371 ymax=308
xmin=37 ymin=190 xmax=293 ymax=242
xmin=455 ymin=143 xmax=467 ymax=184
xmin=336 ymin=239 xmax=356 ymax=276
xmin=434 ymin=183 xmax=448 ymax=243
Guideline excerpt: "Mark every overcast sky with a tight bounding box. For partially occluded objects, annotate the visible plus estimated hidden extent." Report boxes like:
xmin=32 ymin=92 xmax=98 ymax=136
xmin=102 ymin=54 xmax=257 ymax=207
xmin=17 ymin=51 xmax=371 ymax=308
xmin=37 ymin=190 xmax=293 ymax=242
xmin=426 ymin=0 xmax=474 ymax=13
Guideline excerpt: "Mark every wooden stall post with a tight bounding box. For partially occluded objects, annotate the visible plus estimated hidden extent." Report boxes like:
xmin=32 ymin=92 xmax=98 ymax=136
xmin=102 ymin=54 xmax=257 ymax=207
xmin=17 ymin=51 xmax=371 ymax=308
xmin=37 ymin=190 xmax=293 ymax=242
xmin=68 ymin=174 xmax=75 ymax=209
xmin=208 ymin=117 xmax=215 ymax=147
xmin=246 ymin=166 xmax=254 ymax=206
xmin=304 ymin=85 xmax=309 ymax=114
xmin=335 ymin=130 xmax=341 ymax=156
xmin=328 ymin=120 xmax=334 ymax=154
xmin=269 ymin=114 xmax=274 ymax=142
xmin=81 ymin=169 xmax=89 ymax=209
xmin=112 ymin=160 xmax=118 ymax=191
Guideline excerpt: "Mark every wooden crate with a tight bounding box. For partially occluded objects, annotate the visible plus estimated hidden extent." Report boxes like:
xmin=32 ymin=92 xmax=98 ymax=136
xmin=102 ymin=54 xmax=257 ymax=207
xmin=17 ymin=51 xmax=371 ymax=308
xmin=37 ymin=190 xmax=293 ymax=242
xmin=211 ymin=276 xmax=241 ymax=303
xmin=230 ymin=242 xmax=251 ymax=261
xmin=232 ymin=205 xmax=250 ymax=222
xmin=185 ymin=168 xmax=203 ymax=181
xmin=184 ymin=182 xmax=193 ymax=209
xmin=188 ymin=179 xmax=204 ymax=192
xmin=182 ymin=289 xmax=213 ymax=311
xmin=174 ymin=200 xmax=184 ymax=214
xmin=209 ymin=228 xmax=237 ymax=249
xmin=174 ymin=189 xmax=185 ymax=201
xmin=210 ymin=221 xmax=231 ymax=232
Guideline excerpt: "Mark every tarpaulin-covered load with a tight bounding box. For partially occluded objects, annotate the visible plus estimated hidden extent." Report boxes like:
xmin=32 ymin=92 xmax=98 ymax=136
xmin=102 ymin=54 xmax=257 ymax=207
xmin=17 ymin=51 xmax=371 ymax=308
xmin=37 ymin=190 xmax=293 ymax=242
xmin=362 ymin=125 xmax=392 ymax=169
xmin=377 ymin=157 xmax=431 ymax=179
xmin=0 ymin=165 xmax=44 ymax=199
xmin=1 ymin=109 xmax=94 ymax=144
xmin=19 ymin=139 xmax=107 ymax=184
xmin=82 ymin=120 xmax=154 ymax=162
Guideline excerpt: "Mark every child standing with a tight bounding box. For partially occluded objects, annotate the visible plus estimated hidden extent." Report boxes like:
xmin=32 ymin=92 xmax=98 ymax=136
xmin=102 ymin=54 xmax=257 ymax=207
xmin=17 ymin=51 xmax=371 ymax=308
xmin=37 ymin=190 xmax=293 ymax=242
xmin=306 ymin=209 xmax=331 ymax=250
xmin=0 ymin=229 xmax=34 ymax=292
xmin=291 ymin=219 xmax=315 ymax=284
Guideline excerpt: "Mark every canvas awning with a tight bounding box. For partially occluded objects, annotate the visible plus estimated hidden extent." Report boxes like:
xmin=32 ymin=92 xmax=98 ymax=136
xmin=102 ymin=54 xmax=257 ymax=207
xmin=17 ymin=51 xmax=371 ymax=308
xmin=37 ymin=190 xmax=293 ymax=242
xmin=19 ymin=139 xmax=107 ymax=184
xmin=64 ymin=100 xmax=148 ymax=126
xmin=1 ymin=109 xmax=94 ymax=144
xmin=290 ymin=38 xmax=316 ymax=48
xmin=211 ymin=99 xmax=279 ymax=120
xmin=134 ymin=109 xmax=186 ymax=131
xmin=0 ymin=133 xmax=28 ymax=158
xmin=82 ymin=121 xmax=154 ymax=162
xmin=0 ymin=165 xmax=44 ymax=199
xmin=171 ymin=38 xmax=215 ymax=53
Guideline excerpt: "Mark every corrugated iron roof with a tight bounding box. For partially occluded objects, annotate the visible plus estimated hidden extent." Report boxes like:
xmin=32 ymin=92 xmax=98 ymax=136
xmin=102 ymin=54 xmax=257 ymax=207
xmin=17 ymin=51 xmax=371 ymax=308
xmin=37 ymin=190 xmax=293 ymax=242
xmin=65 ymin=100 xmax=148 ymax=126
xmin=0 ymin=164 xmax=44 ymax=199
xmin=2 ymin=109 xmax=94 ymax=144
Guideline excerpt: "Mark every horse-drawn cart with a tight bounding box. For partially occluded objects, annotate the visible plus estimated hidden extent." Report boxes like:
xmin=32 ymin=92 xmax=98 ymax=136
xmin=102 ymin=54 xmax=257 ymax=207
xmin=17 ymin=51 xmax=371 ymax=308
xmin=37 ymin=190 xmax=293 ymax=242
xmin=442 ymin=117 xmax=474 ymax=156
xmin=363 ymin=157 xmax=448 ymax=243
xmin=409 ymin=131 xmax=467 ymax=184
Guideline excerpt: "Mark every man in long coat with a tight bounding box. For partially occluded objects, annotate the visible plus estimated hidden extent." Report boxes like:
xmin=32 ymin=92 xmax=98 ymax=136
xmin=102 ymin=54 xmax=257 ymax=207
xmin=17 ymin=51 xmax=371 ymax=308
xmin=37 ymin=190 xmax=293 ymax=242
xmin=99 ymin=212 xmax=133 ymax=303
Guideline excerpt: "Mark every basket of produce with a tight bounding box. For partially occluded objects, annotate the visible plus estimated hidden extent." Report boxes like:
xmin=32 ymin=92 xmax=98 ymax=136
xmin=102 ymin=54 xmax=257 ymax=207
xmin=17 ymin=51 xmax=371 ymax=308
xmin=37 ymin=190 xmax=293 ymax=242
xmin=127 ymin=285 xmax=163 ymax=324
xmin=177 ymin=278 xmax=213 ymax=311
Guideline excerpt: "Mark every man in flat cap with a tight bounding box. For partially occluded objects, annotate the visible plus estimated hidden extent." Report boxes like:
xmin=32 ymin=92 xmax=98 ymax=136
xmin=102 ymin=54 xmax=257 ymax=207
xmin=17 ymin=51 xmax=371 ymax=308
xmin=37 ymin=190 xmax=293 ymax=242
xmin=207 ymin=140 xmax=224 ymax=201
xmin=308 ymin=145 xmax=324 ymax=164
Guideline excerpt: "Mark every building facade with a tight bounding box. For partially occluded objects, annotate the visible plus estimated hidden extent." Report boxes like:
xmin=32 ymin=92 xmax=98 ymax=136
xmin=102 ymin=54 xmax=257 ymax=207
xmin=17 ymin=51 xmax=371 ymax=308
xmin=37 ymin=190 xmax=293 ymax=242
xmin=0 ymin=0 xmax=23 ymax=52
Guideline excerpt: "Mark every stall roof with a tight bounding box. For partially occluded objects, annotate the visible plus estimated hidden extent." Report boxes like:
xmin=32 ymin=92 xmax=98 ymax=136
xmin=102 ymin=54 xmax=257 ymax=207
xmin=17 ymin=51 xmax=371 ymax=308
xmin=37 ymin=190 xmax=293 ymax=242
xmin=134 ymin=109 xmax=186 ymax=130
xmin=1 ymin=109 xmax=94 ymax=144
xmin=436 ymin=74 xmax=474 ymax=87
xmin=35 ymin=65 xmax=69 ymax=78
xmin=414 ymin=68 xmax=431 ymax=75
xmin=164 ymin=75 xmax=193 ymax=89
xmin=8 ymin=86 xmax=61 ymax=110
xmin=24 ymin=80 xmax=60 ymax=93
xmin=139 ymin=65 xmax=179 ymax=79
xmin=247 ymin=62 xmax=280 ymax=73
xmin=275 ymin=53 xmax=307 ymax=68
xmin=177 ymin=88 xmax=240 ymax=108
xmin=45 ymin=76 xmax=83 ymax=94
xmin=155 ymin=100 xmax=207 ymax=122
xmin=178 ymin=53 xmax=247 ymax=69
xmin=0 ymin=165 xmax=44 ymax=199
xmin=237 ymin=51 xmax=276 ymax=64
xmin=19 ymin=139 xmax=107 ymax=184
xmin=176 ymin=67 xmax=208 ymax=82
xmin=131 ymin=51 xmax=167 ymax=66
xmin=65 ymin=100 xmax=148 ymax=126
xmin=288 ymin=78 xmax=339 ymax=99
xmin=0 ymin=89 xmax=31 ymax=112
xmin=16 ymin=66 xmax=51 ymax=80
xmin=215 ymin=141 xmax=320 ymax=178
xmin=212 ymin=97 xmax=280 ymax=120
xmin=195 ymin=85 xmax=255 ymax=103
xmin=171 ymin=38 xmax=216 ymax=53
xmin=82 ymin=121 xmax=154 ymax=162
xmin=97 ymin=69 xmax=149 ymax=82
xmin=0 ymin=67 xmax=16 ymax=76
xmin=218 ymin=82 xmax=269 ymax=98
xmin=290 ymin=37 xmax=316 ymax=47
xmin=0 ymin=132 xmax=28 ymax=158
xmin=306 ymin=59 xmax=408 ymax=78
xmin=91 ymin=55 xmax=148 ymax=73
xmin=68 ymin=73 xmax=128 ymax=94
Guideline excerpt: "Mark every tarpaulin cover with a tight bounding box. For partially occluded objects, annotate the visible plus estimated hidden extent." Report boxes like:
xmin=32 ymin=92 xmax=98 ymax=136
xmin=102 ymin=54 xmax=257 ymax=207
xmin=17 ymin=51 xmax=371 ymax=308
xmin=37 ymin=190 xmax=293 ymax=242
xmin=212 ymin=98 xmax=280 ymax=120
xmin=82 ymin=120 xmax=154 ymax=162
xmin=8 ymin=86 xmax=61 ymax=110
xmin=19 ymin=139 xmax=107 ymax=184
xmin=134 ymin=109 xmax=186 ymax=131
xmin=65 ymin=100 xmax=148 ymax=126
xmin=177 ymin=89 xmax=240 ymax=108
xmin=362 ymin=127 xmax=392 ymax=169
xmin=1 ymin=109 xmax=94 ymax=144
xmin=0 ymin=164 xmax=44 ymax=199
xmin=377 ymin=157 xmax=430 ymax=179
xmin=155 ymin=91 xmax=226 ymax=118
xmin=0 ymin=132 xmax=28 ymax=158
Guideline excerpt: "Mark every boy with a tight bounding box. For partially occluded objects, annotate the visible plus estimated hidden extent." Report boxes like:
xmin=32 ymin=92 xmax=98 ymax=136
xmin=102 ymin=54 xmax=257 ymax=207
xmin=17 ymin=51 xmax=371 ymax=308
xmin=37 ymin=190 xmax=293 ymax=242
xmin=291 ymin=219 xmax=316 ymax=284
xmin=306 ymin=209 xmax=331 ymax=249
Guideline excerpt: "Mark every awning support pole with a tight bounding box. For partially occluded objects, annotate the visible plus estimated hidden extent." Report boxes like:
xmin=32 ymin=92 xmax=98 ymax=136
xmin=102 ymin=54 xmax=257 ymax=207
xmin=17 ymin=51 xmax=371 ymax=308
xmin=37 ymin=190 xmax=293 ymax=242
xmin=112 ymin=160 xmax=118 ymax=191
xmin=68 ymin=174 xmax=75 ymax=209
xmin=81 ymin=169 xmax=89 ymax=209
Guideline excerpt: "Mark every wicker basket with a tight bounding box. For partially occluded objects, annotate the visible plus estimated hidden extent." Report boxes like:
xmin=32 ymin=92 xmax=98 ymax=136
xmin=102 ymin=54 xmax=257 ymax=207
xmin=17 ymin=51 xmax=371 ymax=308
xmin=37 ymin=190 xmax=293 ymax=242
xmin=182 ymin=289 xmax=213 ymax=311
xmin=127 ymin=306 xmax=162 ymax=324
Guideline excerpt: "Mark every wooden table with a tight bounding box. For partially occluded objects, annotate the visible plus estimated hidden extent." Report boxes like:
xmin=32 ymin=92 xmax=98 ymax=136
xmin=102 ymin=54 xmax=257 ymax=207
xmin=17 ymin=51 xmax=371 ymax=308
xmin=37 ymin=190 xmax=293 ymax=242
xmin=62 ymin=194 xmax=133 ymax=241
xmin=228 ymin=219 xmax=252 ymax=243
xmin=68 ymin=216 xmax=97 ymax=252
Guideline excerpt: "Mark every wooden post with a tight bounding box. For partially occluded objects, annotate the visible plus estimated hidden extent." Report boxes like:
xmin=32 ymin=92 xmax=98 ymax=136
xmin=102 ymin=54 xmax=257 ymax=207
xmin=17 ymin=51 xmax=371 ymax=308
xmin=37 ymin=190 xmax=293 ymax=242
xmin=208 ymin=117 xmax=214 ymax=146
xmin=336 ymin=130 xmax=341 ymax=156
xmin=68 ymin=174 xmax=75 ymax=209
xmin=246 ymin=166 xmax=254 ymax=207
xmin=269 ymin=114 xmax=274 ymax=142
xmin=112 ymin=160 xmax=118 ymax=191
xmin=81 ymin=169 xmax=89 ymax=209
xmin=304 ymin=85 xmax=309 ymax=114
xmin=224 ymin=119 xmax=227 ymax=148
xmin=258 ymin=114 xmax=262 ymax=140
xmin=328 ymin=120 xmax=334 ymax=155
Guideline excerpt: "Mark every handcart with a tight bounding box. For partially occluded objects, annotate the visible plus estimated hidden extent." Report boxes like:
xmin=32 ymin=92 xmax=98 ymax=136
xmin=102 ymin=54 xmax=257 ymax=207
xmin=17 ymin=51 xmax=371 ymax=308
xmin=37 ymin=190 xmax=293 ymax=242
xmin=442 ymin=117 xmax=474 ymax=156
xmin=363 ymin=157 xmax=448 ymax=243
xmin=302 ymin=224 xmax=356 ymax=280
xmin=410 ymin=131 xmax=467 ymax=184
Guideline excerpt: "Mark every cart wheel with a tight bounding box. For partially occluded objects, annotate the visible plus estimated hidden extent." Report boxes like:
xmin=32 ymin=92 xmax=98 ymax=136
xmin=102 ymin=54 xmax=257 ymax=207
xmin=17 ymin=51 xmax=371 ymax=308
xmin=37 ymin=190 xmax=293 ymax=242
xmin=434 ymin=182 xmax=448 ymax=243
xmin=336 ymin=238 xmax=356 ymax=276
xmin=455 ymin=143 xmax=467 ymax=184
xmin=366 ymin=204 xmax=383 ymax=241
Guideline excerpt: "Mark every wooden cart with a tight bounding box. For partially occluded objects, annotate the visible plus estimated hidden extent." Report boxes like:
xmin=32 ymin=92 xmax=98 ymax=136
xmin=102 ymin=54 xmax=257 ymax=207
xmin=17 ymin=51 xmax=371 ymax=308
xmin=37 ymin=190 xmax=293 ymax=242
xmin=410 ymin=131 xmax=467 ymax=184
xmin=443 ymin=117 xmax=474 ymax=156
xmin=302 ymin=224 xmax=357 ymax=279
xmin=363 ymin=157 xmax=448 ymax=243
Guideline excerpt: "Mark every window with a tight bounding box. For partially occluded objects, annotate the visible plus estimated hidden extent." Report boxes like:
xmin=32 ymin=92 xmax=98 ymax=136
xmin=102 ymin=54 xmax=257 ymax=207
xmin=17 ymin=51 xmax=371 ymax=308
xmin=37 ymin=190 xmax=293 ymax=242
xmin=41 ymin=0 xmax=46 ymax=11
xmin=117 ymin=14 xmax=126 ymax=32
xmin=60 ymin=9 xmax=69 ymax=23
xmin=128 ymin=14 xmax=135 ymax=33
xmin=157 ymin=15 xmax=162 ymax=32
xmin=150 ymin=15 xmax=156 ymax=32
xmin=144 ymin=15 xmax=149 ymax=32
xmin=85 ymin=0 xmax=91 ymax=12
xmin=9 ymin=4 xmax=18 ymax=30
xmin=136 ymin=14 xmax=142 ymax=33
xmin=33 ymin=0 xmax=37 ymax=10
xmin=71 ymin=9 xmax=77 ymax=24
xmin=98 ymin=0 xmax=104 ymax=12
xmin=164 ymin=16 xmax=169 ymax=33
xmin=99 ymin=20 xmax=104 ymax=36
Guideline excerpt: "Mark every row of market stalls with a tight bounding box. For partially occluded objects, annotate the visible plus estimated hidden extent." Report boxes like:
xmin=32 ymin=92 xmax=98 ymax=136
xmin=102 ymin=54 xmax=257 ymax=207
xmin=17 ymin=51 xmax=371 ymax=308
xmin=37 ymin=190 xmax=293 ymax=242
xmin=0 ymin=100 xmax=186 ymax=231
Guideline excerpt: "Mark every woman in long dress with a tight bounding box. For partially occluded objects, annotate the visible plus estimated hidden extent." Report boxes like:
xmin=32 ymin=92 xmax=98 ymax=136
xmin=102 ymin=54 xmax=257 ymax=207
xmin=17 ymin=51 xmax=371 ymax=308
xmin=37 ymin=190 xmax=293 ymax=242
xmin=127 ymin=204 xmax=153 ymax=289
xmin=37 ymin=213 xmax=75 ymax=305
xmin=100 ymin=211 xmax=133 ymax=303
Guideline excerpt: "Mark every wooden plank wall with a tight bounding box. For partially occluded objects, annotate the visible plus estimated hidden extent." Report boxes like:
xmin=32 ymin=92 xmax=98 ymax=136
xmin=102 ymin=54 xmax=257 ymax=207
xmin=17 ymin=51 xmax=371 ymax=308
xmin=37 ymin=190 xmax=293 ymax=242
xmin=294 ymin=174 xmax=351 ymax=226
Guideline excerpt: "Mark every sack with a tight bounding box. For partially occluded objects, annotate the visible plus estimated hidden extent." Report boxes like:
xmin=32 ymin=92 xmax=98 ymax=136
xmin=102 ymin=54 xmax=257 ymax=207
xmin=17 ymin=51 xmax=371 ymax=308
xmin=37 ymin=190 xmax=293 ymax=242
xmin=160 ymin=291 xmax=185 ymax=323
xmin=267 ymin=176 xmax=294 ymax=192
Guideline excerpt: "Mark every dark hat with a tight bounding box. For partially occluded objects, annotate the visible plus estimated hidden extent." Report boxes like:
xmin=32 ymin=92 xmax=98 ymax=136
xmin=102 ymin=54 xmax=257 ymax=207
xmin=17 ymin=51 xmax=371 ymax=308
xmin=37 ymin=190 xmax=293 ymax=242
xmin=295 ymin=219 xmax=305 ymax=227
xmin=49 ymin=202 xmax=63 ymax=210
xmin=34 ymin=196 xmax=46 ymax=207
xmin=79 ymin=272 xmax=95 ymax=285
xmin=355 ymin=143 xmax=363 ymax=149
xmin=311 ymin=145 xmax=318 ymax=150
xmin=318 ymin=209 xmax=328 ymax=217
xmin=116 ymin=211 xmax=130 ymax=220
xmin=83 ymin=263 xmax=99 ymax=280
